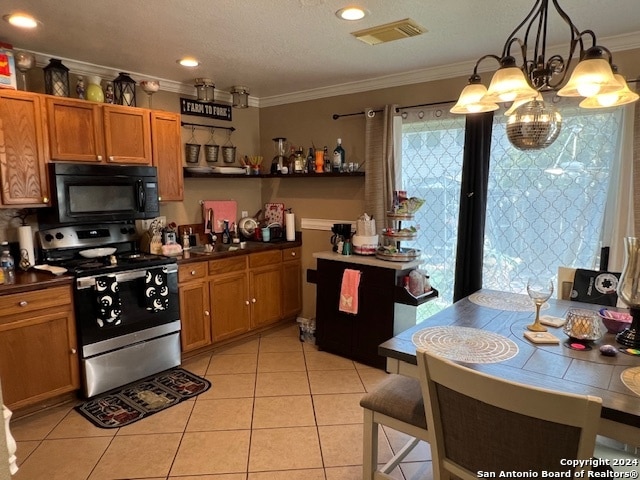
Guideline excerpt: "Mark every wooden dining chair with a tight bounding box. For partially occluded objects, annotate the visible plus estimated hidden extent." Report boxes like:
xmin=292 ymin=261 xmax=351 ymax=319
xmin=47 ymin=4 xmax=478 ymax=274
xmin=416 ymin=348 xmax=603 ymax=478
xmin=360 ymin=374 xmax=431 ymax=480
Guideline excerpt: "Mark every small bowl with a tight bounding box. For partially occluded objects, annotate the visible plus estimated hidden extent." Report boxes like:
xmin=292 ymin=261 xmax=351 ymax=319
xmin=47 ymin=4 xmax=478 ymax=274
xmin=598 ymin=308 xmax=633 ymax=334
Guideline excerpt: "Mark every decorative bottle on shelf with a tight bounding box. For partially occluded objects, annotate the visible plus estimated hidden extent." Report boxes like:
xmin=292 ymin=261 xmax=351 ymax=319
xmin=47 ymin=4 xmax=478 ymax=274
xmin=333 ymin=138 xmax=345 ymax=172
xmin=323 ymin=146 xmax=331 ymax=172
xmin=1 ymin=242 xmax=15 ymax=285
xmin=306 ymin=147 xmax=315 ymax=173
xmin=104 ymin=81 xmax=115 ymax=104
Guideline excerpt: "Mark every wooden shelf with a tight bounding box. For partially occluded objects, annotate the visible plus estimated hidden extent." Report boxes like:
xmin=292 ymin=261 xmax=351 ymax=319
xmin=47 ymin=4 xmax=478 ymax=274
xmin=183 ymin=169 xmax=364 ymax=179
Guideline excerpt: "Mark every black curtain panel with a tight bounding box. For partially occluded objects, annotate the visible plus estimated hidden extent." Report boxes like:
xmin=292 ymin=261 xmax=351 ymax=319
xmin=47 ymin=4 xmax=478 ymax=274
xmin=453 ymin=112 xmax=494 ymax=302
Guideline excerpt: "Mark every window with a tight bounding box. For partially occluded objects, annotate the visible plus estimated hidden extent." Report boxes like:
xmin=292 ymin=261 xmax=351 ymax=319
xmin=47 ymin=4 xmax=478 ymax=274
xmin=400 ymin=101 xmax=625 ymax=311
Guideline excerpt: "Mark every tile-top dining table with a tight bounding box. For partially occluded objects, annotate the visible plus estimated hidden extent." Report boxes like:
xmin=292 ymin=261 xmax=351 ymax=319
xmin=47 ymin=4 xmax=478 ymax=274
xmin=378 ymin=289 xmax=640 ymax=446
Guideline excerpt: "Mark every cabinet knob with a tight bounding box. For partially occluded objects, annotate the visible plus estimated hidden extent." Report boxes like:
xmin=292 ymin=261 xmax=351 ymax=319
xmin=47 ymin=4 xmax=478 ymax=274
xmin=190 ymin=270 xmax=197 ymax=275
xmin=204 ymin=310 xmax=210 ymax=316
xmin=252 ymin=298 xmax=256 ymax=303
xmin=108 ymin=156 xmax=114 ymax=162
xmin=291 ymin=252 xmax=296 ymax=257
xmin=158 ymin=196 xmax=162 ymax=202
xmin=97 ymin=155 xmax=103 ymax=161
xmin=70 ymin=348 xmax=77 ymax=355
xmin=245 ymin=300 xmax=250 ymax=305
xmin=18 ymin=300 xmax=28 ymax=307
xmin=42 ymin=196 xmax=49 ymax=203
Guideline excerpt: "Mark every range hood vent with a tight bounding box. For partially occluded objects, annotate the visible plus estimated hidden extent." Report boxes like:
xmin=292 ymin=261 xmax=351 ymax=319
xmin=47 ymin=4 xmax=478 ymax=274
xmin=352 ymin=18 xmax=426 ymax=45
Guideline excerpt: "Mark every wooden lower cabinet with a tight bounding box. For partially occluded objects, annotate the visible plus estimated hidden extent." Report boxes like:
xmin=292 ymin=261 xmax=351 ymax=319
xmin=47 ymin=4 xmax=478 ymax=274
xmin=178 ymin=247 xmax=301 ymax=352
xmin=0 ymin=285 xmax=80 ymax=410
xmin=282 ymin=247 xmax=302 ymax=319
xmin=211 ymin=271 xmax=251 ymax=341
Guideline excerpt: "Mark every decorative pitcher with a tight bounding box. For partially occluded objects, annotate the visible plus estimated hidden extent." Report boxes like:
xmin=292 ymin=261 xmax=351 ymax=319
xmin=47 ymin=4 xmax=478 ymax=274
xmin=86 ymin=75 xmax=105 ymax=103
xmin=616 ymin=236 xmax=640 ymax=347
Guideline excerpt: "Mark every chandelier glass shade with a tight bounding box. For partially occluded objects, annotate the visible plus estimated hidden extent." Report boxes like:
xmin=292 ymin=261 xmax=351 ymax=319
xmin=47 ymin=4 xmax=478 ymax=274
xmin=579 ymin=74 xmax=639 ymax=108
xmin=450 ymin=0 xmax=638 ymax=150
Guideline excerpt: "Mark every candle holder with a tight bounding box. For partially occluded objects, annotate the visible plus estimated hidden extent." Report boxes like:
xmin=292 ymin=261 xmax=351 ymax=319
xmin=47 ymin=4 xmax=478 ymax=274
xmin=616 ymin=237 xmax=640 ymax=348
xmin=113 ymin=72 xmax=136 ymax=106
xmin=43 ymin=58 xmax=70 ymax=97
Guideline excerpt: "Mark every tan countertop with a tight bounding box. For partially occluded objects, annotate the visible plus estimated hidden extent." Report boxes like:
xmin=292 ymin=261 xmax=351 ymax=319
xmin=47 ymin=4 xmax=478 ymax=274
xmin=0 ymin=269 xmax=74 ymax=295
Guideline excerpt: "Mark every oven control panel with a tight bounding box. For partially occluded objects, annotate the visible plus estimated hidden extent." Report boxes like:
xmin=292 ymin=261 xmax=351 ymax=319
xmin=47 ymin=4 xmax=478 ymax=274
xmin=37 ymin=222 xmax=139 ymax=251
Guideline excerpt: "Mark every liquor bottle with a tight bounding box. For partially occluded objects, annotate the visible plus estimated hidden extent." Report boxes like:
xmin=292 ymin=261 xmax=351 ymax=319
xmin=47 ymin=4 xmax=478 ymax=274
xmin=287 ymin=146 xmax=296 ymax=174
xmin=323 ymin=146 xmax=331 ymax=172
xmin=221 ymin=220 xmax=231 ymax=244
xmin=332 ymin=138 xmax=345 ymax=172
xmin=306 ymin=147 xmax=315 ymax=173
xmin=294 ymin=148 xmax=304 ymax=173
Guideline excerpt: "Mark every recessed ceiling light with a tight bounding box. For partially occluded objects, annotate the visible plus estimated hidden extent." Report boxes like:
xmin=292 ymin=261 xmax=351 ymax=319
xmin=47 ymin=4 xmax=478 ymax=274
xmin=3 ymin=12 xmax=39 ymax=29
xmin=336 ymin=6 xmax=366 ymax=21
xmin=177 ymin=57 xmax=199 ymax=67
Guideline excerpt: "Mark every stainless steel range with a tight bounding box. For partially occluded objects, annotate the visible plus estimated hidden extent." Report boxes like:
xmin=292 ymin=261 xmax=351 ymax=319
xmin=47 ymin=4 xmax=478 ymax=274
xmin=37 ymin=222 xmax=181 ymax=398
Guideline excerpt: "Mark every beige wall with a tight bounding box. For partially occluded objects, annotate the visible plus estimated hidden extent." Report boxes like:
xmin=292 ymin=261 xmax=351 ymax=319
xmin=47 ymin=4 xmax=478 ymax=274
xmin=2 ymin=47 xmax=639 ymax=319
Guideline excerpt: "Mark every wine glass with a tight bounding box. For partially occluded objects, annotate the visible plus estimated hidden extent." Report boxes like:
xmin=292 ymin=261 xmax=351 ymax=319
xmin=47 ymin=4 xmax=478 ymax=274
xmin=139 ymin=80 xmax=160 ymax=109
xmin=526 ymin=277 xmax=554 ymax=332
xmin=14 ymin=51 xmax=36 ymax=91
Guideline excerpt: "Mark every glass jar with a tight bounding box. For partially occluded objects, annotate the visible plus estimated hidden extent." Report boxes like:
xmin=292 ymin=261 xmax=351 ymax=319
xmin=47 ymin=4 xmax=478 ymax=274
xmin=194 ymin=78 xmax=215 ymax=102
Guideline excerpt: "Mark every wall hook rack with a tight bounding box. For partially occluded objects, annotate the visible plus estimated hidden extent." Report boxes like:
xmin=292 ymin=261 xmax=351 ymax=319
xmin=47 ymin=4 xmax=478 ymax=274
xmin=181 ymin=121 xmax=235 ymax=132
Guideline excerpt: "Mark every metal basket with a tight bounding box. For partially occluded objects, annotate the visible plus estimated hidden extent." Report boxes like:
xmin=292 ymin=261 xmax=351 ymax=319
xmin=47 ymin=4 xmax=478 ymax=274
xmin=185 ymin=143 xmax=201 ymax=163
xmin=204 ymin=144 xmax=219 ymax=163
xmin=222 ymin=145 xmax=236 ymax=164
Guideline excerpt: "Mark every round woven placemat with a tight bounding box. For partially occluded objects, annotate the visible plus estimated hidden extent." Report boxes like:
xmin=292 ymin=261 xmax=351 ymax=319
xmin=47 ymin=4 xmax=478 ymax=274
xmin=620 ymin=366 xmax=640 ymax=396
xmin=412 ymin=326 xmax=519 ymax=364
xmin=468 ymin=291 xmax=549 ymax=312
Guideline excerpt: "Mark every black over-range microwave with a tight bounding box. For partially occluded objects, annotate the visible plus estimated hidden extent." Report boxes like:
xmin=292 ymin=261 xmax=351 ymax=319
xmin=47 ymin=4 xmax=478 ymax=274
xmin=37 ymin=163 xmax=160 ymax=227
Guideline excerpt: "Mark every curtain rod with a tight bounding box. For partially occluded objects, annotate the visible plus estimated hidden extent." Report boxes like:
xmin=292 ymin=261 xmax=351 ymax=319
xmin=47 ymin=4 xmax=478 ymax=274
xmin=331 ymin=79 xmax=640 ymax=120
xmin=332 ymin=99 xmax=456 ymax=120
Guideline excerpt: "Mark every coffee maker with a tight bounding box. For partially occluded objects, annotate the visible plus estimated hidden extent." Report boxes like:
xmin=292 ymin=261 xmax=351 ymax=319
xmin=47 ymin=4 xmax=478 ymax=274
xmin=330 ymin=223 xmax=353 ymax=252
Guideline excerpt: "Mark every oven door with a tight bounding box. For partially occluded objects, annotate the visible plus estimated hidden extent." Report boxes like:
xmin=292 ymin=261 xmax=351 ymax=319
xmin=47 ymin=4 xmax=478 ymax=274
xmin=74 ymin=263 xmax=179 ymax=358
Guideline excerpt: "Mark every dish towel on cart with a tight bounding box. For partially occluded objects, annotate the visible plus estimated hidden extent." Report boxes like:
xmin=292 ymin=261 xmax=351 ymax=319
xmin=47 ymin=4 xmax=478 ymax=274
xmin=145 ymin=267 xmax=170 ymax=312
xmin=95 ymin=275 xmax=122 ymax=327
xmin=339 ymin=269 xmax=362 ymax=315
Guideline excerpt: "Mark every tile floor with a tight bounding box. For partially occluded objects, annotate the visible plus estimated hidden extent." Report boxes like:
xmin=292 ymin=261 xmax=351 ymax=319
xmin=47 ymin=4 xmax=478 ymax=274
xmin=9 ymin=323 xmax=433 ymax=480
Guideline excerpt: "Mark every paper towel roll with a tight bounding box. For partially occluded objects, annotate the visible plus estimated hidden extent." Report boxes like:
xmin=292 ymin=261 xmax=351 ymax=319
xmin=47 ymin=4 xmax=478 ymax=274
xmin=18 ymin=225 xmax=35 ymax=268
xmin=285 ymin=212 xmax=296 ymax=241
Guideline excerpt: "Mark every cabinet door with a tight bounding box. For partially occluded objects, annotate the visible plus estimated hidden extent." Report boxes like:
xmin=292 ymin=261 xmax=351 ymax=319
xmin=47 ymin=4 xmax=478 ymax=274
xmin=103 ymin=105 xmax=152 ymax=164
xmin=250 ymin=264 xmax=282 ymax=328
xmin=210 ymin=271 xmax=251 ymax=342
xmin=151 ymin=111 xmax=183 ymax=201
xmin=0 ymin=90 xmax=50 ymax=207
xmin=0 ymin=309 xmax=80 ymax=410
xmin=282 ymin=255 xmax=302 ymax=319
xmin=46 ymin=97 xmax=104 ymax=162
xmin=179 ymin=280 xmax=212 ymax=352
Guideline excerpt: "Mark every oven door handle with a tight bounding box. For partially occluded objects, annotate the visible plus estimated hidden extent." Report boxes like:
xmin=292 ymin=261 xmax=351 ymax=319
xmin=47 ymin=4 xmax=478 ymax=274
xmin=76 ymin=264 xmax=177 ymax=290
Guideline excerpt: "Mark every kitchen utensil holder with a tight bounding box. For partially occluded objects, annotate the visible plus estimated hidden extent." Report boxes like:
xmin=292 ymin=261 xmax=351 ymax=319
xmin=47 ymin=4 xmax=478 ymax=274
xmin=222 ymin=146 xmax=236 ymax=163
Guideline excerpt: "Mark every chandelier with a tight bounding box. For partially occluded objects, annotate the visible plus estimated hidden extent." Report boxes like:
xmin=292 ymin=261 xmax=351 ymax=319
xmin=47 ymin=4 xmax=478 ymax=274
xmin=450 ymin=0 xmax=639 ymax=150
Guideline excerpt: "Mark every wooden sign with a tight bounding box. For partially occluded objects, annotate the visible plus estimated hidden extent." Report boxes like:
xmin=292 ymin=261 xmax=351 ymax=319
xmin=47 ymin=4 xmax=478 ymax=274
xmin=180 ymin=98 xmax=232 ymax=121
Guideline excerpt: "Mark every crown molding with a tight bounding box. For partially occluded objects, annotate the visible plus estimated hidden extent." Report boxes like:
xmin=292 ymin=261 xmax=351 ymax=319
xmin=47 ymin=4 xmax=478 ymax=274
xmin=24 ymin=30 xmax=640 ymax=109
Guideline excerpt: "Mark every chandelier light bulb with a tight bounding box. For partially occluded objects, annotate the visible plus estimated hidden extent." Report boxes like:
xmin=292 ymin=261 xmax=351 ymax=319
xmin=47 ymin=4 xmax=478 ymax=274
xmin=576 ymin=82 xmax=601 ymax=98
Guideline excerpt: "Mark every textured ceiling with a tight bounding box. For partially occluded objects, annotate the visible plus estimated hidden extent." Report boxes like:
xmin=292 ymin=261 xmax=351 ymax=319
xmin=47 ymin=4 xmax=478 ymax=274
xmin=2 ymin=0 xmax=640 ymax=103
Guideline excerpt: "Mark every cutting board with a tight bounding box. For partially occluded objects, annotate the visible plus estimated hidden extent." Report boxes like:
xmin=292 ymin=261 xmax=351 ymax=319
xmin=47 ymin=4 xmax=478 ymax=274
xmin=202 ymin=200 xmax=237 ymax=233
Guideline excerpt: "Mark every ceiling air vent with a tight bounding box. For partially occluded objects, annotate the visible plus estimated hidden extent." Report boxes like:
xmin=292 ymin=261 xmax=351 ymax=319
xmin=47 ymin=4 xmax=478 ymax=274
xmin=352 ymin=18 xmax=426 ymax=45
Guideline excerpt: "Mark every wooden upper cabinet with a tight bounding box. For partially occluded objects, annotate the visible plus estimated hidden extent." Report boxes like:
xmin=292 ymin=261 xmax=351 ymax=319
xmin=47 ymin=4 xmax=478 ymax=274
xmin=46 ymin=97 xmax=104 ymax=162
xmin=103 ymin=104 xmax=152 ymax=164
xmin=46 ymin=97 xmax=152 ymax=165
xmin=151 ymin=111 xmax=183 ymax=201
xmin=0 ymin=90 xmax=50 ymax=207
